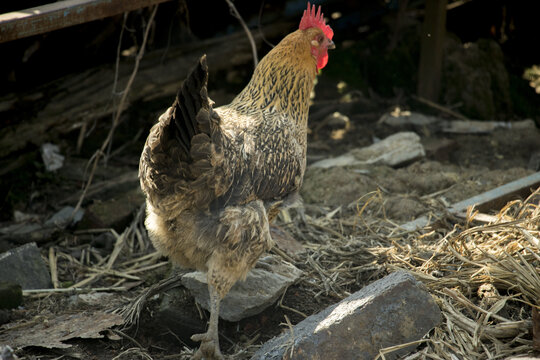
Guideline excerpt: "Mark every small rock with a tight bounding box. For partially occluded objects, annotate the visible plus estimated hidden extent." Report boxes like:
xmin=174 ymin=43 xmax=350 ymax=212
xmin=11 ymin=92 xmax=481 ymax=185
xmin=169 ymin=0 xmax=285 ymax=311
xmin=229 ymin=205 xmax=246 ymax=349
xmin=349 ymin=132 xmax=425 ymax=167
xmin=0 ymin=345 xmax=19 ymax=360
xmin=478 ymin=283 xmax=500 ymax=309
xmin=182 ymin=255 xmax=302 ymax=321
xmin=44 ymin=206 xmax=84 ymax=228
xmin=0 ymin=282 xmax=22 ymax=309
xmin=251 ymin=271 xmax=441 ymax=360
xmin=270 ymin=225 xmax=305 ymax=258
xmin=0 ymin=242 xmax=52 ymax=290
xmin=40 ymin=143 xmax=64 ymax=172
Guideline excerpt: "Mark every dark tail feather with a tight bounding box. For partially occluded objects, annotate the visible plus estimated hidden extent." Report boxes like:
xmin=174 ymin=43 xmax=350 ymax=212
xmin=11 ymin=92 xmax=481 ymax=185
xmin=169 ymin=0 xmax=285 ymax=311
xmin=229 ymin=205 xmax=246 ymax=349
xmin=169 ymin=55 xmax=210 ymax=157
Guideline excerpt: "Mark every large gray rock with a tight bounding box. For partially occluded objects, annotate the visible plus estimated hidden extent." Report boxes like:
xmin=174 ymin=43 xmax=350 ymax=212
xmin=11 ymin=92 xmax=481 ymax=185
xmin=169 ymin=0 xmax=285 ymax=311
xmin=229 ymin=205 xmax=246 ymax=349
xmin=310 ymin=132 xmax=425 ymax=169
xmin=182 ymin=255 xmax=302 ymax=321
xmin=0 ymin=242 xmax=51 ymax=290
xmin=251 ymin=271 xmax=441 ymax=360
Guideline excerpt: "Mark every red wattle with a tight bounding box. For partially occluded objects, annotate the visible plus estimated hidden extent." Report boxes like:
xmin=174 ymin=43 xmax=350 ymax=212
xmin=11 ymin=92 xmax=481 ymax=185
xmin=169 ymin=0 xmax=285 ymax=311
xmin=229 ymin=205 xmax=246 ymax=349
xmin=317 ymin=51 xmax=328 ymax=70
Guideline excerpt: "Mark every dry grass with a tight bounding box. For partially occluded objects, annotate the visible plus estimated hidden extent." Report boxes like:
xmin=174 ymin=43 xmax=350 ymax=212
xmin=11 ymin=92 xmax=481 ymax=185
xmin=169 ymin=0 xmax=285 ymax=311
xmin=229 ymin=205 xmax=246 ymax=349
xmin=394 ymin=189 xmax=540 ymax=359
xmin=28 ymin=186 xmax=540 ymax=359
xmin=37 ymin=204 xmax=162 ymax=296
xmin=283 ymin=187 xmax=540 ymax=359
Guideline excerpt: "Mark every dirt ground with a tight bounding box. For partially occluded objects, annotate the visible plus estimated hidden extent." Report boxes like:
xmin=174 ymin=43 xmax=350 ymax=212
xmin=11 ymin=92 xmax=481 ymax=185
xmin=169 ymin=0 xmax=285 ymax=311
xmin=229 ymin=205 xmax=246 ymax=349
xmin=1 ymin=13 xmax=540 ymax=358
xmin=2 ymin=72 xmax=538 ymax=358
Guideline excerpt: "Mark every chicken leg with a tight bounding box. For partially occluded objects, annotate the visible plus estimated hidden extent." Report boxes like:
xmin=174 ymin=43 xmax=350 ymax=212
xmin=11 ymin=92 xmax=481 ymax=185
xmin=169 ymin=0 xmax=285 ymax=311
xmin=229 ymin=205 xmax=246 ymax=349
xmin=191 ymin=284 xmax=224 ymax=360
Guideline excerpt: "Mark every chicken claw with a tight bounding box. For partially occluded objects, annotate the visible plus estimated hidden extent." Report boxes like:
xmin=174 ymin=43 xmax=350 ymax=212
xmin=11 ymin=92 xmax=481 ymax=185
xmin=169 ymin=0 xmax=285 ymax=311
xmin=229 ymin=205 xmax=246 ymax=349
xmin=191 ymin=332 xmax=224 ymax=360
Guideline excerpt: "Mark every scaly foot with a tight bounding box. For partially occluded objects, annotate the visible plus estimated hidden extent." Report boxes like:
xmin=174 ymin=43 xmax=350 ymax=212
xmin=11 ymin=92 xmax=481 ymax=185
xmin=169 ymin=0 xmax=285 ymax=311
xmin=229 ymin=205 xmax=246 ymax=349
xmin=191 ymin=332 xmax=224 ymax=360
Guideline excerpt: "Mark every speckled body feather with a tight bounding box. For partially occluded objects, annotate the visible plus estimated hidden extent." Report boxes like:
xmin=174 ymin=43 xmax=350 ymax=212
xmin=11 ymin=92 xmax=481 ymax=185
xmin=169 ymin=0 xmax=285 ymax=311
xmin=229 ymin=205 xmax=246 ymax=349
xmin=139 ymin=28 xmax=322 ymax=299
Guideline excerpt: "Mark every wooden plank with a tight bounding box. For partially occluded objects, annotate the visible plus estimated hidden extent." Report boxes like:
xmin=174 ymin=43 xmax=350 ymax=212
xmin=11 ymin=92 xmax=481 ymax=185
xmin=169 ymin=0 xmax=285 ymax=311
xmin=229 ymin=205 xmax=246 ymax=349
xmin=0 ymin=0 xmax=171 ymax=43
xmin=401 ymin=172 xmax=540 ymax=231
xmin=0 ymin=22 xmax=292 ymax=158
xmin=449 ymin=172 xmax=540 ymax=213
xmin=417 ymin=0 xmax=447 ymax=101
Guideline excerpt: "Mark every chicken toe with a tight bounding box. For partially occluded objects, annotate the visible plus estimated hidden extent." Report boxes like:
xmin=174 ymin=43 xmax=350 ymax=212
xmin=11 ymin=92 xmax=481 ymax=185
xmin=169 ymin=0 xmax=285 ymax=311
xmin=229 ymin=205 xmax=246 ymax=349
xmin=191 ymin=333 xmax=223 ymax=360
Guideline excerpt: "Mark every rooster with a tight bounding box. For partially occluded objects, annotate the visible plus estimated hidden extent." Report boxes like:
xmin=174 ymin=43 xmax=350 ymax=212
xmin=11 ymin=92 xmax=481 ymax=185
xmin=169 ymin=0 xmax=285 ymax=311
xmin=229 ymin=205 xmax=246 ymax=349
xmin=139 ymin=3 xmax=334 ymax=359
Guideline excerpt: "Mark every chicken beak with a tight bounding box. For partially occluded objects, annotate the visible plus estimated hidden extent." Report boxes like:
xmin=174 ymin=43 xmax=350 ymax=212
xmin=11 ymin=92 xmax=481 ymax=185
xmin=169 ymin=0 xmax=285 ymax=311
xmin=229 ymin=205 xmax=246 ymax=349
xmin=327 ymin=40 xmax=336 ymax=50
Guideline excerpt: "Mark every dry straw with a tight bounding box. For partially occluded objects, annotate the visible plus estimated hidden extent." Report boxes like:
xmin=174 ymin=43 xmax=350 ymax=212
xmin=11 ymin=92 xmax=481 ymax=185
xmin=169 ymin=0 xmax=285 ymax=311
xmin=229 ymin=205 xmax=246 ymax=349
xmin=35 ymin=186 xmax=540 ymax=359
xmin=274 ymin=187 xmax=539 ymax=359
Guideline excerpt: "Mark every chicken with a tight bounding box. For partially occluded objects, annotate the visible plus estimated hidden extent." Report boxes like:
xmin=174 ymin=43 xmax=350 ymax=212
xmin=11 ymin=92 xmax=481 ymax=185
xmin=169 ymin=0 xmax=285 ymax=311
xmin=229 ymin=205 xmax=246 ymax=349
xmin=139 ymin=3 xmax=334 ymax=359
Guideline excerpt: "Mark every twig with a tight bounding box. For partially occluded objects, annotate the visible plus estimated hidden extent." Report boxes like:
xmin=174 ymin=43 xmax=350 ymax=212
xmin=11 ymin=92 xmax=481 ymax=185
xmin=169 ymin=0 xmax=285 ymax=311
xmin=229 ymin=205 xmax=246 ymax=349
xmin=257 ymin=0 xmax=274 ymax=48
xmin=111 ymin=347 xmax=153 ymax=360
xmin=520 ymin=228 xmax=540 ymax=251
xmin=106 ymin=4 xmax=158 ymax=163
xmin=375 ymin=339 xmax=428 ymax=360
xmin=278 ymin=286 xmax=308 ymax=318
xmin=447 ymin=0 xmax=473 ymax=11
xmin=125 ymin=261 xmax=169 ymax=274
xmin=110 ymin=329 xmax=145 ymax=349
xmin=61 ymin=171 xmax=138 ymax=204
xmin=72 ymin=5 xmax=159 ymax=217
xmin=281 ymin=314 xmax=295 ymax=358
xmin=109 ymin=127 xmax=143 ymax=158
xmin=117 ymin=271 xmax=186 ymax=328
xmin=23 ymin=286 xmax=127 ymax=296
xmin=440 ymin=288 xmax=512 ymax=323
xmin=112 ymin=12 xmax=129 ymax=96
xmin=76 ymin=120 xmax=87 ymax=154
xmin=224 ymin=0 xmax=258 ymax=68
xmin=48 ymin=246 xmax=60 ymax=289
xmin=411 ymin=94 xmax=469 ymax=120
xmin=88 ymin=267 xmax=141 ymax=281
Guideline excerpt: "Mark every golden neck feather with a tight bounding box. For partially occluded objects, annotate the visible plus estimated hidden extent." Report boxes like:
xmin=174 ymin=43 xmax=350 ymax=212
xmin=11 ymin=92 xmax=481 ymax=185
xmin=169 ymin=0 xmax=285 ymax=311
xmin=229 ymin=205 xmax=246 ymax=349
xmin=230 ymin=30 xmax=317 ymax=124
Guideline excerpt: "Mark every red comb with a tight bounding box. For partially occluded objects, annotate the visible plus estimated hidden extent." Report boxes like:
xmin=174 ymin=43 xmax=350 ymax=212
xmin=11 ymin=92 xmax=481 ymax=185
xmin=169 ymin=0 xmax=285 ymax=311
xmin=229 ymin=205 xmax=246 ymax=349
xmin=299 ymin=2 xmax=334 ymax=40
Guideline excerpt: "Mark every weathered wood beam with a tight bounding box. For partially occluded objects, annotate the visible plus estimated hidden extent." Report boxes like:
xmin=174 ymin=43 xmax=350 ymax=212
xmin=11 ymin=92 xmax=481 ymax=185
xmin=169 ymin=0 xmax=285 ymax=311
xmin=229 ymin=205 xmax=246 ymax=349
xmin=0 ymin=0 xmax=171 ymax=43
xmin=401 ymin=172 xmax=540 ymax=231
xmin=417 ymin=0 xmax=447 ymax=101
xmin=0 ymin=22 xmax=292 ymax=158
xmin=448 ymin=172 xmax=540 ymax=213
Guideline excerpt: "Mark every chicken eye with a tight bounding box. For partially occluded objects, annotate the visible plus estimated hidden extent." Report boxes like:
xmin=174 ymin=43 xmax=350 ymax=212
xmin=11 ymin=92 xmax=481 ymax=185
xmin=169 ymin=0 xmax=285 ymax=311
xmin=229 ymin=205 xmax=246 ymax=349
xmin=317 ymin=35 xmax=324 ymax=43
